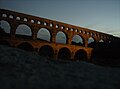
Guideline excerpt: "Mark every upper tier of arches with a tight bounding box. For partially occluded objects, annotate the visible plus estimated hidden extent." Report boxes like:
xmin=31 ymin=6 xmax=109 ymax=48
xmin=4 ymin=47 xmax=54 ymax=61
xmin=0 ymin=9 xmax=117 ymax=47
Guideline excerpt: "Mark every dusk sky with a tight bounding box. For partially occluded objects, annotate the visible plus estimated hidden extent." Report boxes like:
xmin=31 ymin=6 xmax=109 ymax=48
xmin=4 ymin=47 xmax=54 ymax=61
xmin=0 ymin=0 xmax=120 ymax=37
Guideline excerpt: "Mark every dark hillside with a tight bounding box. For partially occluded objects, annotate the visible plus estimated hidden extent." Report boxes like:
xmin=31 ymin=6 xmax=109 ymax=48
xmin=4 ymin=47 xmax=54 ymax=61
xmin=0 ymin=45 xmax=120 ymax=89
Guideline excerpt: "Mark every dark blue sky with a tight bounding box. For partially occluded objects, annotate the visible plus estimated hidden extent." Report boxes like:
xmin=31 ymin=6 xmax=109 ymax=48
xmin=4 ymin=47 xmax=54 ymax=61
xmin=0 ymin=0 xmax=120 ymax=37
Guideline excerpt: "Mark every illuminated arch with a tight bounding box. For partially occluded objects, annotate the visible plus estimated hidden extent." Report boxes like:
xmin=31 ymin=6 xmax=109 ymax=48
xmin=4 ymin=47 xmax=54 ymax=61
xmin=16 ymin=24 xmax=32 ymax=36
xmin=37 ymin=28 xmax=51 ymax=42
xmin=0 ymin=20 xmax=11 ymax=33
xmin=88 ymin=37 xmax=96 ymax=47
xmin=56 ymin=31 xmax=67 ymax=44
xmin=99 ymin=39 xmax=104 ymax=42
xmin=88 ymin=37 xmax=95 ymax=44
xmin=74 ymin=49 xmax=88 ymax=61
xmin=17 ymin=42 xmax=34 ymax=51
xmin=39 ymin=45 xmax=54 ymax=58
xmin=58 ymin=47 xmax=71 ymax=60
xmin=72 ymin=35 xmax=83 ymax=46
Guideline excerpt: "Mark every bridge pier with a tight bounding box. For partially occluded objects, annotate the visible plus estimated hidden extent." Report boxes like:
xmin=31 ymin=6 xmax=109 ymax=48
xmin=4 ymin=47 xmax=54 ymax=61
xmin=84 ymin=39 xmax=88 ymax=47
xmin=51 ymin=33 xmax=56 ymax=43
xmin=71 ymin=51 xmax=75 ymax=61
xmin=32 ymin=33 xmax=37 ymax=40
xmin=68 ymin=37 xmax=72 ymax=45
xmin=10 ymin=20 xmax=17 ymax=39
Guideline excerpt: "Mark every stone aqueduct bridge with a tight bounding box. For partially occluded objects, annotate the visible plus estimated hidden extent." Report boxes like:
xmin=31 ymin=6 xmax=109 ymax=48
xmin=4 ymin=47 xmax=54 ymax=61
xmin=0 ymin=9 xmax=119 ymax=61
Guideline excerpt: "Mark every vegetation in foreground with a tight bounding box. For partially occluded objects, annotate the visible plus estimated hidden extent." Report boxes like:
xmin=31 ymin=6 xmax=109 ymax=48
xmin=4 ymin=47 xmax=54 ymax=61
xmin=0 ymin=45 xmax=120 ymax=89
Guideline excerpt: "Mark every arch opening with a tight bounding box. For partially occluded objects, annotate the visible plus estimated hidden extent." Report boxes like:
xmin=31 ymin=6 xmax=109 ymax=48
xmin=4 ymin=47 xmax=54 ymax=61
xmin=71 ymin=35 xmax=83 ymax=46
xmin=98 ymin=39 xmax=108 ymax=48
xmin=37 ymin=28 xmax=51 ymax=42
xmin=58 ymin=47 xmax=71 ymax=60
xmin=17 ymin=42 xmax=34 ymax=51
xmin=56 ymin=31 xmax=67 ymax=44
xmin=99 ymin=39 xmax=104 ymax=42
xmin=16 ymin=24 xmax=32 ymax=38
xmin=39 ymin=45 xmax=54 ymax=58
xmin=0 ymin=20 xmax=11 ymax=35
xmin=74 ymin=49 xmax=88 ymax=61
xmin=88 ymin=37 xmax=96 ymax=48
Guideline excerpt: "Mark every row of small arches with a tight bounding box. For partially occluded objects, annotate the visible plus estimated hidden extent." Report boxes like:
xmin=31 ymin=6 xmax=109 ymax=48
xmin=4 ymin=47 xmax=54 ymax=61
xmin=2 ymin=13 xmax=109 ymax=39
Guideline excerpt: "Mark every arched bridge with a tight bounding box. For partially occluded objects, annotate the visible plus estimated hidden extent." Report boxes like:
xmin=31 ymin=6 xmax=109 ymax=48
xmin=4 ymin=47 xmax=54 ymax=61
xmin=0 ymin=9 xmax=119 ymax=61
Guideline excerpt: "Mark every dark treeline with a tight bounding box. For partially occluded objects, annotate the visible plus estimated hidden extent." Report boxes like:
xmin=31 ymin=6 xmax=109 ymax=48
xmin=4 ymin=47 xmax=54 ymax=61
xmin=91 ymin=40 xmax=120 ymax=67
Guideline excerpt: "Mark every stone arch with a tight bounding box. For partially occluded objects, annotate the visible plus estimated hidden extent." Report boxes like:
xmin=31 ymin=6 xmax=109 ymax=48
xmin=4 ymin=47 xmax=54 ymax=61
xmin=56 ymin=31 xmax=68 ymax=44
xmin=17 ymin=42 xmax=34 ymax=51
xmin=16 ymin=16 xmax=21 ymax=20
xmin=88 ymin=37 xmax=95 ymax=44
xmin=98 ymin=39 xmax=108 ymax=48
xmin=2 ymin=14 xmax=7 ymax=17
xmin=9 ymin=15 xmax=14 ymax=19
xmin=74 ymin=49 xmax=88 ymax=61
xmin=0 ymin=40 xmax=10 ymax=46
xmin=16 ymin=24 xmax=32 ymax=37
xmin=88 ymin=37 xmax=96 ymax=47
xmin=58 ymin=47 xmax=71 ymax=60
xmin=0 ymin=20 xmax=11 ymax=34
xmin=99 ymin=39 xmax=104 ymax=42
xmin=37 ymin=28 xmax=51 ymax=42
xmin=71 ymin=34 xmax=84 ymax=46
xmin=39 ymin=45 xmax=54 ymax=58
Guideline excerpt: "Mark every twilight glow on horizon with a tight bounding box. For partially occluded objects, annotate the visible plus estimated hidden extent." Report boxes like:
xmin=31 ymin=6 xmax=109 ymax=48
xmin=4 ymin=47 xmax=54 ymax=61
xmin=0 ymin=0 xmax=120 ymax=37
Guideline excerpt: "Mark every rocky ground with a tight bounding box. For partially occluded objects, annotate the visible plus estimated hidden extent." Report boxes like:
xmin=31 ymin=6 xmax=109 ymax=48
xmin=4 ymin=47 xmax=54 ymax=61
xmin=0 ymin=45 xmax=120 ymax=89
